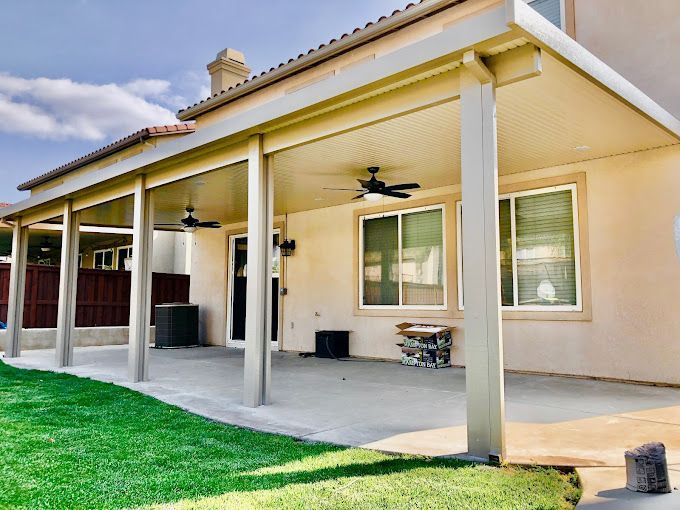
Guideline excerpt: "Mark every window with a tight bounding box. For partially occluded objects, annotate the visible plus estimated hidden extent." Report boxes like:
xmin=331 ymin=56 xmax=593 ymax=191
xmin=360 ymin=205 xmax=446 ymax=309
xmin=117 ymin=246 xmax=133 ymax=271
xmin=457 ymin=184 xmax=581 ymax=311
xmin=528 ymin=0 xmax=563 ymax=29
xmin=94 ymin=248 xmax=114 ymax=270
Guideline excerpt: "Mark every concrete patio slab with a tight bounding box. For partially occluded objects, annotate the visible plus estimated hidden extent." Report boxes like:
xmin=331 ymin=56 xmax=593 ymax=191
xmin=4 ymin=345 xmax=680 ymax=508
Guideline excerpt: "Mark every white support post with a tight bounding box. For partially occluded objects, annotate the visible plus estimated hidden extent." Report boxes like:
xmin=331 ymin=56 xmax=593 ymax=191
xmin=55 ymin=200 xmax=81 ymax=367
xmin=128 ymin=175 xmax=154 ymax=382
xmin=460 ymin=50 xmax=506 ymax=462
xmin=4 ymin=219 xmax=28 ymax=358
xmin=243 ymin=134 xmax=273 ymax=407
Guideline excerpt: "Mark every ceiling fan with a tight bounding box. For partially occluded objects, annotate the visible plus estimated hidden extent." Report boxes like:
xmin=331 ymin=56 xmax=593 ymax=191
xmin=155 ymin=207 xmax=221 ymax=233
xmin=324 ymin=167 xmax=420 ymax=201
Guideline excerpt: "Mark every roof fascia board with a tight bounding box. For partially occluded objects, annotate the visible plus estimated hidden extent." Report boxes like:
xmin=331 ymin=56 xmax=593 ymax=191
xmin=177 ymin=0 xmax=466 ymax=120
xmin=506 ymin=0 xmax=680 ymax=139
xmin=17 ymin=126 xmax=195 ymax=191
xmin=1 ymin=4 xmax=511 ymax=220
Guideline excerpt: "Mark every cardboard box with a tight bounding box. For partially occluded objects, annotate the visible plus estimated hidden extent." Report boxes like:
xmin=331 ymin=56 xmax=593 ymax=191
xmin=400 ymin=346 xmax=451 ymax=369
xmin=396 ymin=322 xmax=454 ymax=350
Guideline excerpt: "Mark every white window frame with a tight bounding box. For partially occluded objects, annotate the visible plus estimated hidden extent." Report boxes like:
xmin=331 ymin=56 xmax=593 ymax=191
xmin=116 ymin=245 xmax=133 ymax=270
xmin=93 ymin=248 xmax=115 ymax=270
xmin=457 ymin=183 xmax=582 ymax=312
xmin=359 ymin=203 xmax=447 ymax=311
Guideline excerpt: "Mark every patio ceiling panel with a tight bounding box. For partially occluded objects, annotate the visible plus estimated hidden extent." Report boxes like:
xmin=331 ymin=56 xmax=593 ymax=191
xmin=76 ymin=162 xmax=250 ymax=229
xmin=496 ymin=52 xmax=678 ymax=174
xmin=269 ymin=49 xmax=678 ymax=216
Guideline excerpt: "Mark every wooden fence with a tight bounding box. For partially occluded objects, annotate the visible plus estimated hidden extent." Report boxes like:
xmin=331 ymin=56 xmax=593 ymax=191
xmin=0 ymin=264 xmax=190 ymax=328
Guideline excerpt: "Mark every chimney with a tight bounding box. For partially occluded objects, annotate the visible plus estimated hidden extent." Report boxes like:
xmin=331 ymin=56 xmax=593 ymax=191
xmin=207 ymin=48 xmax=251 ymax=96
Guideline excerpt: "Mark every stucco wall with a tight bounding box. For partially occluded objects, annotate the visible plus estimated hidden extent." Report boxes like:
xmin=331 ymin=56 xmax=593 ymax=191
xmin=0 ymin=326 xmax=156 ymax=350
xmin=189 ymin=145 xmax=680 ymax=384
xmin=573 ymin=0 xmax=680 ymax=119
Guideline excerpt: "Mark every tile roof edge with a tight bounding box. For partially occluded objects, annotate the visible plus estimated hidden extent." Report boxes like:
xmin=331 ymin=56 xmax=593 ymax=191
xmin=17 ymin=124 xmax=196 ymax=191
xmin=177 ymin=0 xmax=467 ymax=121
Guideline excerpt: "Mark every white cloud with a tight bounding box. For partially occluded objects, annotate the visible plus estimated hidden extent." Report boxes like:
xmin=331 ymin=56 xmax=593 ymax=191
xmin=0 ymin=73 xmax=181 ymax=141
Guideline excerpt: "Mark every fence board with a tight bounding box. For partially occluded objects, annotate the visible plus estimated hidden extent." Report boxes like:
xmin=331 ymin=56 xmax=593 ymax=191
xmin=0 ymin=263 xmax=189 ymax=329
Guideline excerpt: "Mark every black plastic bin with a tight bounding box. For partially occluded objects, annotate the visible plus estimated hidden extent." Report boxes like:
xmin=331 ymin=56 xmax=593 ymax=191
xmin=315 ymin=330 xmax=349 ymax=359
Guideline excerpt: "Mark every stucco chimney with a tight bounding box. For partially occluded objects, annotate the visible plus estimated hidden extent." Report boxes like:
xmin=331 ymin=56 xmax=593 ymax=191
xmin=207 ymin=48 xmax=250 ymax=96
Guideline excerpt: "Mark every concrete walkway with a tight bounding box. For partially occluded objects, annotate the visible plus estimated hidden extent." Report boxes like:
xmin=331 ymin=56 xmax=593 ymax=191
xmin=4 ymin=345 xmax=680 ymax=508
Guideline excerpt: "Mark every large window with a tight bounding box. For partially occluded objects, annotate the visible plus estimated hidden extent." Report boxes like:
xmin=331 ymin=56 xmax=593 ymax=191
xmin=360 ymin=205 xmax=445 ymax=309
xmin=457 ymin=184 xmax=581 ymax=311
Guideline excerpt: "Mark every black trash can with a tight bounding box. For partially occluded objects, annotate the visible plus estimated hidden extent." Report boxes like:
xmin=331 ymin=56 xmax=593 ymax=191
xmin=315 ymin=330 xmax=349 ymax=359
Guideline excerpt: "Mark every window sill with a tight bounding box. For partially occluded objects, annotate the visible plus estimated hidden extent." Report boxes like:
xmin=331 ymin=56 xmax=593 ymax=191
xmin=352 ymin=308 xmax=592 ymax=321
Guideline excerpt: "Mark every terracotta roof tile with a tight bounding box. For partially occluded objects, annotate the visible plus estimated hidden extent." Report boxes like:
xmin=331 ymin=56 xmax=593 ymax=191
xmin=177 ymin=0 xmax=452 ymax=118
xmin=17 ymin=123 xmax=196 ymax=191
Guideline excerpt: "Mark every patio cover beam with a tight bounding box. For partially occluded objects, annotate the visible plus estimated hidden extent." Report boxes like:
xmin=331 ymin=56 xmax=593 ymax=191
xmin=243 ymin=134 xmax=274 ymax=407
xmin=4 ymin=220 xmax=28 ymax=358
xmin=128 ymin=175 xmax=155 ymax=383
xmin=55 ymin=200 xmax=81 ymax=368
xmin=460 ymin=49 xmax=506 ymax=462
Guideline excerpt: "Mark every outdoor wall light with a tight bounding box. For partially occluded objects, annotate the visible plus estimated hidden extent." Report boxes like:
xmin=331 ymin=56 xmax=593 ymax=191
xmin=279 ymin=238 xmax=296 ymax=257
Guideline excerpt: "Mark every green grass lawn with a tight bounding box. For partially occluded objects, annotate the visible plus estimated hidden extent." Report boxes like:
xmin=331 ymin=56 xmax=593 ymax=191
xmin=0 ymin=361 xmax=580 ymax=510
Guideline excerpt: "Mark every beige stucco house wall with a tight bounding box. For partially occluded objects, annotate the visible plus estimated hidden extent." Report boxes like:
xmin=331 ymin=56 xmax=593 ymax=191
xmin=572 ymin=0 xmax=680 ymax=120
xmin=191 ymin=144 xmax=680 ymax=385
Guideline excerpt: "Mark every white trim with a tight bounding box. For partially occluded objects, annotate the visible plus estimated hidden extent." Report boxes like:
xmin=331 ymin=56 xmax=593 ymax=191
xmin=457 ymin=183 xmax=582 ymax=312
xmin=226 ymin=229 xmax=281 ymax=348
xmin=359 ymin=203 xmax=447 ymax=311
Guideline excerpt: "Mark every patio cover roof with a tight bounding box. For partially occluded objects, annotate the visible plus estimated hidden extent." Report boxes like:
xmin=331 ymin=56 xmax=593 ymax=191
xmin=2 ymin=0 xmax=679 ymax=226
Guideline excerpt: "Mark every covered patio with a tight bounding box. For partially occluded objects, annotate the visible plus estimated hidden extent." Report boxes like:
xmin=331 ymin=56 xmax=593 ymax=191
xmin=5 ymin=345 xmax=680 ymax=507
xmin=2 ymin=0 xmax=680 ymax=485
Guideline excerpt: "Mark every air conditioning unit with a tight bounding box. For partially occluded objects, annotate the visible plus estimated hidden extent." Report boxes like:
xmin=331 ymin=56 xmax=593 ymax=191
xmin=155 ymin=303 xmax=199 ymax=348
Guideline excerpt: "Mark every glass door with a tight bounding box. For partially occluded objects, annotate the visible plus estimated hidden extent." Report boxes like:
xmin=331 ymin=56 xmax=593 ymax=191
xmin=227 ymin=231 xmax=280 ymax=347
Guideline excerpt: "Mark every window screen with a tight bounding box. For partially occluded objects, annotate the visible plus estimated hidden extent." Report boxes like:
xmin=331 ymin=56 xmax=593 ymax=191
xmin=402 ymin=209 xmax=444 ymax=306
xmin=515 ymin=189 xmax=576 ymax=306
xmin=363 ymin=215 xmax=399 ymax=305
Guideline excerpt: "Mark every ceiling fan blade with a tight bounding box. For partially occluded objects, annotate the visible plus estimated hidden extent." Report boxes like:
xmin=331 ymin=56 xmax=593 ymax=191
xmin=352 ymin=193 xmax=367 ymax=200
xmin=322 ymin=187 xmax=365 ymax=192
xmin=196 ymin=221 xmax=221 ymax=228
xmin=381 ymin=191 xmax=411 ymax=199
xmin=155 ymin=223 xmax=183 ymax=226
xmin=357 ymin=179 xmax=371 ymax=188
xmin=383 ymin=183 xmax=421 ymax=192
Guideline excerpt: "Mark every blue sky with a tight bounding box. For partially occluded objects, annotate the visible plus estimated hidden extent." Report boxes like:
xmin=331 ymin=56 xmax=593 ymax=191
xmin=0 ymin=0 xmax=402 ymax=203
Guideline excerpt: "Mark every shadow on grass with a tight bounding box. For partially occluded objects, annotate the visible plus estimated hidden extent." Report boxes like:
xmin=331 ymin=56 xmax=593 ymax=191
xmin=0 ymin=361 xmax=473 ymax=509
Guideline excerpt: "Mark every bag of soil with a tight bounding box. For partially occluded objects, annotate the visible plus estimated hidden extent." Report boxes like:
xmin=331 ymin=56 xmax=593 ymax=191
xmin=624 ymin=442 xmax=671 ymax=493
